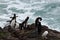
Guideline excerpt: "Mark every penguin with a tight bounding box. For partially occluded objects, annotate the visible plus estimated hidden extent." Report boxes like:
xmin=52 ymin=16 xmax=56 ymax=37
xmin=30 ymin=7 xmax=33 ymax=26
xmin=35 ymin=17 xmax=42 ymax=27
xmin=35 ymin=17 xmax=42 ymax=34
xmin=20 ymin=16 xmax=29 ymax=30
xmin=42 ymin=31 xmax=48 ymax=39
xmin=10 ymin=14 xmax=18 ymax=29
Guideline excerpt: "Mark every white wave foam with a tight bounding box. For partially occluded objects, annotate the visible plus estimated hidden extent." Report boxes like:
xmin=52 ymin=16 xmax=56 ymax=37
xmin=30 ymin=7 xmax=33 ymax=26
xmin=0 ymin=0 xmax=60 ymax=32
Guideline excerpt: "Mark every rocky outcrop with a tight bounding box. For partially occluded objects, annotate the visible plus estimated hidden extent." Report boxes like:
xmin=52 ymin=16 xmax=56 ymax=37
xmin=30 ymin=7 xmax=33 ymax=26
xmin=0 ymin=23 xmax=60 ymax=40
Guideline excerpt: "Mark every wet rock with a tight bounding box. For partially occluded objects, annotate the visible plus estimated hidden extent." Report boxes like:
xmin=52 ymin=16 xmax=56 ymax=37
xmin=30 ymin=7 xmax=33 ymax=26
xmin=0 ymin=23 xmax=60 ymax=40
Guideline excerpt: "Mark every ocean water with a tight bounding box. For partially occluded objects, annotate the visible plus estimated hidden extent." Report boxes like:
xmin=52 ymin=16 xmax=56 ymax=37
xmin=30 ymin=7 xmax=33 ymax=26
xmin=0 ymin=0 xmax=60 ymax=31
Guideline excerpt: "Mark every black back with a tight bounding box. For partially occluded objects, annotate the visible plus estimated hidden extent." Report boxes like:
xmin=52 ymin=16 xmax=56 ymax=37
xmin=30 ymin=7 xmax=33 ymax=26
xmin=22 ymin=17 xmax=29 ymax=24
xmin=35 ymin=17 xmax=42 ymax=34
xmin=20 ymin=16 xmax=29 ymax=30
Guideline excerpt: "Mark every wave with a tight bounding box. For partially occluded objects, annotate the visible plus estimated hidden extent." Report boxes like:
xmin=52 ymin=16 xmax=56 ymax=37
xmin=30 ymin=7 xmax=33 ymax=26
xmin=0 ymin=0 xmax=60 ymax=32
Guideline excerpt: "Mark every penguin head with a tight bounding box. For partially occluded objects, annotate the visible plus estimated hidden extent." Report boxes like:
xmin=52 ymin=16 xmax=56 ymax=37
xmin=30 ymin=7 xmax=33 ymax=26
xmin=36 ymin=17 xmax=42 ymax=22
xmin=13 ymin=14 xmax=16 ymax=18
xmin=38 ymin=17 xmax=42 ymax=21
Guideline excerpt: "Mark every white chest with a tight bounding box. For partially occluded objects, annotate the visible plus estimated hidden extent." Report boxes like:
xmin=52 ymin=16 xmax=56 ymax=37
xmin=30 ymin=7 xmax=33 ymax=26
xmin=10 ymin=19 xmax=16 ymax=28
xmin=15 ymin=23 xmax=19 ymax=29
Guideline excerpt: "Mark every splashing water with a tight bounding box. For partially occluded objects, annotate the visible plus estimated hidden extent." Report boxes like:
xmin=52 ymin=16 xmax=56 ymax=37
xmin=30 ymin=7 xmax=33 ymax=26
xmin=0 ymin=0 xmax=60 ymax=32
